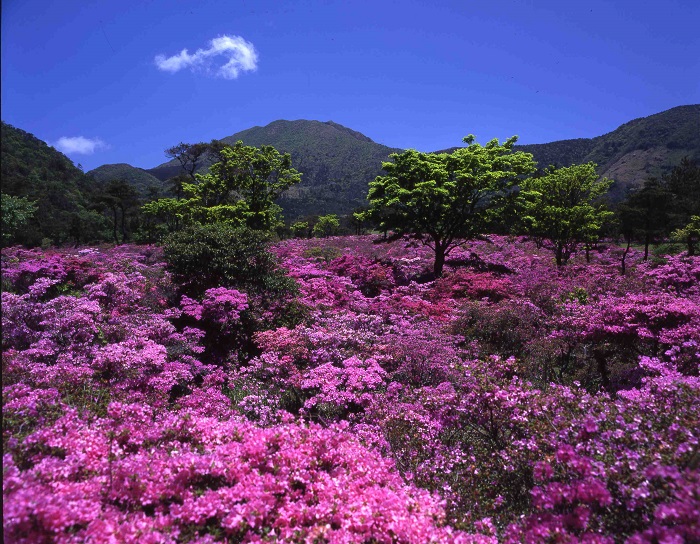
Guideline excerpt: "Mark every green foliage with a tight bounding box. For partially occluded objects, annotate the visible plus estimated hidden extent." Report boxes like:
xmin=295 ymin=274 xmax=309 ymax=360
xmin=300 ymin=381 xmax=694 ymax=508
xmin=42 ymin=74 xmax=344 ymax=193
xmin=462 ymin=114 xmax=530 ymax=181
xmin=290 ymin=221 xmax=309 ymax=238
xmin=302 ymin=245 xmax=343 ymax=263
xmin=93 ymin=180 xmax=141 ymax=243
xmin=519 ymin=163 xmax=614 ymax=265
xmin=312 ymin=214 xmax=340 ymax=237
xmin=363 ymin=135 xmax=536 ymax=276
xmin=147 ymin=120 xmax=403 ymax=220
xmin=617 ymin=178 xmax=672 ymax=259
xmin=149 ymin=141 xmax=301 ymax=232
xmin=163 ymin=223 xmax=297 ymax=299
xmin=165 ymin=142 xmax=211 ymax=180
xmin=1 ymin=122 xmax=108 ymax=246
xmin=664 ymin=157 xmax=700 ymax=255
xmin=516 ymin=105 xmax=700 ymax=201
xmin=87 ymin=163 xmax=162 ymax=198
xmin=670 ymin=216 xmax=700 ymax=257
xmin=1 ymin=194 xmax=37 ymax=246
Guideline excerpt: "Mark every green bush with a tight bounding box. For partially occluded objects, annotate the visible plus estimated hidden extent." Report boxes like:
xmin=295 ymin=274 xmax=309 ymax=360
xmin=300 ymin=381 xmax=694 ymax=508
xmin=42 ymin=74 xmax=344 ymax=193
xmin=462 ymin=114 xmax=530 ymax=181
xmin=163 ymin=223 xmax=296 ymax=299
xmin=163 ymin=223 xmax=306 ymax=363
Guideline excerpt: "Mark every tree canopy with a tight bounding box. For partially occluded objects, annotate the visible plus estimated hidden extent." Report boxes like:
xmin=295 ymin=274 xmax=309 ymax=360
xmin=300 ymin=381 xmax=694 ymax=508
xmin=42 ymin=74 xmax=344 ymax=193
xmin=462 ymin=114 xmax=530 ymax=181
xmin=617 ymin=178 xmax=672 ymax=260
xmin=312 ymin=214 xmax=340 ymax=238
xmin=363 ymin=135 xmax=536 ymax=276
xmin=519 ymin=163 xmax=613 ymax=265
xmin=144 ymin=141 xmax=301 ymax=233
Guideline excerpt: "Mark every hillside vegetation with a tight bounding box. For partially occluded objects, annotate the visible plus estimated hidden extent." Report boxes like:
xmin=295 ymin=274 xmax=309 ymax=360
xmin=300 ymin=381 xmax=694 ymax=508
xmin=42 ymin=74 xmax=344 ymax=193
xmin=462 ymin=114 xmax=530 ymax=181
xmin=518 ymin=105 xmax=700 ymax=199
xmin=0 ymin=122 xmax=106 ymax=246
xmin=148 ymin=119 xmax=402 ymax=218
xmin=87 ymin=163 xmax=162 ymax=197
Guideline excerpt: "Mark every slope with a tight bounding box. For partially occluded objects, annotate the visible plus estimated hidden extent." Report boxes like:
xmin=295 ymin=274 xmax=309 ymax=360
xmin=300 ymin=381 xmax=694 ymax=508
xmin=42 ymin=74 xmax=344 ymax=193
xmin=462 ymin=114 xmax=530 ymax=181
xmin=87 ymin=163 xmax=164 ymax=197
xmin=148 ymin=120 xmax=402 ymax=218
xmin=1 ymin=121 xmax=106 ymax=246
xmin=516 ymin=104 xmax=700 ymax=199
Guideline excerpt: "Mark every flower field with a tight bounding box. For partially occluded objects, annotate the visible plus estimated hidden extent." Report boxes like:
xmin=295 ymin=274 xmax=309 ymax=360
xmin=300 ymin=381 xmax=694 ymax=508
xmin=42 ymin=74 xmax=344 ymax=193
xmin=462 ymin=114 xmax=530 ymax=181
xmin=2 ymin=237 xmax=699 ymax=543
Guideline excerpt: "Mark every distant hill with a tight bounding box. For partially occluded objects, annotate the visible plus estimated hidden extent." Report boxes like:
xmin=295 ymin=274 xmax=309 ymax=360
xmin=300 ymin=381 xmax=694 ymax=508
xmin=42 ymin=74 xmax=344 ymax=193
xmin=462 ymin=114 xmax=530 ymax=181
xmin=504 ymin=105 xmax=700 ymax=200
xmin=146 ymin=107 xmax=699 ymax=215
xmin=1 ymin=121 xmax=107 ymax=245
xmin=147 ymin=120 xmax=402 ymax=218
xmin=87 ymin=163 xmax=163 ymax=197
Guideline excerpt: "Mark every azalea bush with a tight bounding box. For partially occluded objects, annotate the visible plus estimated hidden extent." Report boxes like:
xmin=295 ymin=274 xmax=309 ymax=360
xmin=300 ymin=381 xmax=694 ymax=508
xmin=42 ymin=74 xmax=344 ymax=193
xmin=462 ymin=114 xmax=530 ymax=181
xmin=3 ymin=236 xmax=698 ymax=542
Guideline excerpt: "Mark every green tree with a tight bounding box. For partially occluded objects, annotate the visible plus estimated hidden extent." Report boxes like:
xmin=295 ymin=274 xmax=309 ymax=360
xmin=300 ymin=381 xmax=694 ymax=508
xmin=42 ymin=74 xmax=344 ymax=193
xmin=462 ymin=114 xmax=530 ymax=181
xmin=165 ymin=142 xmax=211 ymax=181
xmin=291 ymin=221 xmax=309 ymax=238
xmin=363 ymin=135 xmax=535 ymax=277
xmin=183 ymin=141 xmax=301 ymax=231
xmin=94 ymin=180 xmax=140 ymax=243
xmin=163 ymin=223 xmax=303 ymax=361
xmin=164 ymin=223 xmax=296 ymax=299
xmin=142 ymin=197 xmax=193 ymax=234
xmin=671 ymin=216 xmax=700 ymax=257
xmin=1 ymin=194 xmax=37 ymax=246
xmin=519 ymin=163 xmax=614 ymax=266
xmin=145 ymin=142 xmax=301 ymax=232
xmin=312 ymin=214 xmax=340 ymax=238
xmin=663 ymin=157 xmax=700 ymax=256
xmin=617 ymin=178 xmax=672 ymax=260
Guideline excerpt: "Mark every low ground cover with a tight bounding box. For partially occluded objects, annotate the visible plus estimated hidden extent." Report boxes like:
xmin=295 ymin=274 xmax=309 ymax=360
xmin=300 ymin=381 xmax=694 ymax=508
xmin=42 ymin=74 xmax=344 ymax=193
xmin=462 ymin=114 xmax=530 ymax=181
xmin=3 ymin=237 xmax=698 ymax=542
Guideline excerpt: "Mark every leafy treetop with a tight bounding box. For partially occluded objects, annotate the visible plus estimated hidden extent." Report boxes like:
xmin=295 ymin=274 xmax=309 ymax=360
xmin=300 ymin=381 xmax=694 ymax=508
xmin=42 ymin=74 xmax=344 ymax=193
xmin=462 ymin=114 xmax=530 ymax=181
xmin=363 ymin=135 xmax=536 ymax=276
xmin=519 ymin=163 xmax=613 ymax=265
xmin=144 ymin=141 xmax=301 ymax=233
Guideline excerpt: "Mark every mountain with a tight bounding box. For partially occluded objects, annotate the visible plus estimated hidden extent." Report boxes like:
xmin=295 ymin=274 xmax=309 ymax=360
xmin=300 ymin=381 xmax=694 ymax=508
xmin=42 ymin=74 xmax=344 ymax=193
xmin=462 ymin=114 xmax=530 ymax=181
xmin=440 ymin=106 xmax=700 ymax=201
xmin=515 ymin=105 xmax=700 ymax=200
xmin=147 ymin=120 xmax=402 ymax=218
xmin=146 ymin=107 xmax=699 ymax=216
xmin=87 ymin=163 xmax=163 ymax=197
xmin=1 ymin=121 xmax=107 ymax=246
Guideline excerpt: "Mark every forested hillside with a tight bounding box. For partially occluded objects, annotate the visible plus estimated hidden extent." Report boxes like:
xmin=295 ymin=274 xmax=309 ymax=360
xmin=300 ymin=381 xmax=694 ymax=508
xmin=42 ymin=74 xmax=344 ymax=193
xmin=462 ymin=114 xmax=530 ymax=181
xmin=518 ymin=105 xmax=700 ymax=199
xmin=148 ymin=120 xmax=402 ymax=218
xmin=87 ymin=163 xmax=163 ymax=198
xmin=1 ymin=122 xmax=106 ymax=246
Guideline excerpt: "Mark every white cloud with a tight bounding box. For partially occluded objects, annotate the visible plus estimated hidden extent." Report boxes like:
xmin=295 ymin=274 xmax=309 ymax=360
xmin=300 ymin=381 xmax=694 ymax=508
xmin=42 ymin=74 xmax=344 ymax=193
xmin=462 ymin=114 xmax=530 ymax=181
xmin=155 ymin=35 xmax=258 ymax=79
xmin=53 ymin=136 xmax=107 ymax=155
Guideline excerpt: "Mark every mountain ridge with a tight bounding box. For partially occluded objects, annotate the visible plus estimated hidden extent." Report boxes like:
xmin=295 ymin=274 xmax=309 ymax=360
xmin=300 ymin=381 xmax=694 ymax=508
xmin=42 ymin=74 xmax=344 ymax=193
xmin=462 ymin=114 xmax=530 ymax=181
xmin=79 ymin=104 xmax=700 ymax=216
xmin=145 ymin=119 xmax=403 ymax=218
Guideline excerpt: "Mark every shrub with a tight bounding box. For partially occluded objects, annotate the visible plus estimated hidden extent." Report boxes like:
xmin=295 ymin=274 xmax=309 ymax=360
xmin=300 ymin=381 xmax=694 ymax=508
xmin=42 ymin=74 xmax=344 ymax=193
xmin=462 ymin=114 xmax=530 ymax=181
xmin=163 ymin=224 xmax=296 ymax=299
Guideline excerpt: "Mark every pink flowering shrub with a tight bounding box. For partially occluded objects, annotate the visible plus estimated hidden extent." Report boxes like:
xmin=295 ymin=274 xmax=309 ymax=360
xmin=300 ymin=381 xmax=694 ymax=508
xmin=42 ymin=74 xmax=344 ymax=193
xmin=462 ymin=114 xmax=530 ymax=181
xmin=3 ymin=239 xmax=698 ymax=542
xmin=432 ymin=269 xmax=513 ymax=302
xmin=327 ymin=253 xmax=396 ymax=296
xmin=4 ymin=405 xmax=469 ymax=543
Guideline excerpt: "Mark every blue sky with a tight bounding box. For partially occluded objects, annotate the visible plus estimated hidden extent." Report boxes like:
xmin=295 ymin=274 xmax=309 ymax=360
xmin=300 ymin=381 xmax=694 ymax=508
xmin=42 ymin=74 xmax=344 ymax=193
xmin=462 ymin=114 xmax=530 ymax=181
xmin=2 ymin=0 xmax=699 ymax=172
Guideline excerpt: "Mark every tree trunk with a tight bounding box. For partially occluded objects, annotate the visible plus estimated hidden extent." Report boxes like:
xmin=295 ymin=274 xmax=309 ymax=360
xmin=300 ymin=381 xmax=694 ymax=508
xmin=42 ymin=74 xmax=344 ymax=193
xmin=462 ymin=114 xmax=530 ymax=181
xmin=119 ymin=205 xmax=128 ymax=243
xmin=433 ymin=244 xmax=446 ymax=278
xmin=595 ymin=352 xmax=611 ymax=393
xmin=621 ymin=238 xmax=631 ymax=275
xmin=555 ymin=246 xmax=564 ymax=267
xmin=644 ymin=233 xmax=650 ymax=261
xmin=112 ymin=207 xmax=119 ymax=244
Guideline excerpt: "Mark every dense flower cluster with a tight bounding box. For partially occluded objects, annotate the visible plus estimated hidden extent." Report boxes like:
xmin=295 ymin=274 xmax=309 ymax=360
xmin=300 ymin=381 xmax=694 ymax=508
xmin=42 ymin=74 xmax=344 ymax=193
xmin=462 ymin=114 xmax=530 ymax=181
xmin=3 ymin=238 xmax=698 ymax=542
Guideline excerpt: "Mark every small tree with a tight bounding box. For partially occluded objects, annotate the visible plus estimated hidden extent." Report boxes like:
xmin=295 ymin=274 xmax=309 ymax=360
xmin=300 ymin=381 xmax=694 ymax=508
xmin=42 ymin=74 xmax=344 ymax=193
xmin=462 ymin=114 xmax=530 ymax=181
xmin=363 ymin=135 xmax=535 ymax=277
xmin=145 ymin=141 xmax=301 ymax=233
xmin=165 ymin=142 xmax=211 ymax=181
xmin=184 ymin=141 xmax=301 ymax=231
xmin=617 ymin=178 xmax=671 ymax=260
xmin=664 ymin=157 xmax=700 ymax=256
xmin=1 ymin=194 xmax=37 ymax=246
xmin=519 ymin=163 xmax=613 ymax=266
xmin=671 ymin=216 xmax=700 ymax=257
xmin=291 ymin=221 xmax=309 ymax=238
xmin=312 ymin=214 xmax=340 ymax=238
